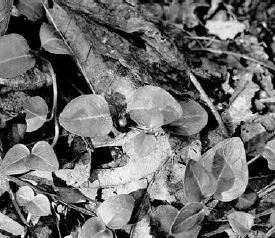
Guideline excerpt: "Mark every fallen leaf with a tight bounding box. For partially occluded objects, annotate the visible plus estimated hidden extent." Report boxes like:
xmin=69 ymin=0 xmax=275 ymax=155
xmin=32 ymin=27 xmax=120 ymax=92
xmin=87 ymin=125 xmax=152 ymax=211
xmin=23 ymin=96 xmax=49 ymax=132
xmin=16 ymin=0 xmax=44 ymax=21
xmin=0 ymin=33 xmax=35 ymax=78
xmin=228 ymin=211 xmax=254 ymax=237
xmin=59 ymin=94 xmax=113 ymax=137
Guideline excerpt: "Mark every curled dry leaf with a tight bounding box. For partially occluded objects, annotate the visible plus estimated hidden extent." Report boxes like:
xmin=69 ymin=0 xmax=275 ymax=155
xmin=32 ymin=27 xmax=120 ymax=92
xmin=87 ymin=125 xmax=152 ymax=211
xmin=59 ymin=94 xmax=113 ymax=137
xmin=97 ymin=194 xmax=135 ymax=229
xmin=127 ymin=86 xmax=182 ymax=129
xmin=164 ymin=99 xmax=208 ymax=136
xmin=199 ymin=137 xmax=248 ymax=202
xmin=15 ymin=0 xmax=44 ymax=21
xmin=228 ymin=211 xmax=254 ymax=237
xmin=40 ymin=23 xmax=71 ymax=55
xmin=0 ymin=33 xmax=35 ymax=78
xmin=23 ymin=96 xmax=49 ymax=132
xmin=184 ymin=159 xmax=217 ymax=202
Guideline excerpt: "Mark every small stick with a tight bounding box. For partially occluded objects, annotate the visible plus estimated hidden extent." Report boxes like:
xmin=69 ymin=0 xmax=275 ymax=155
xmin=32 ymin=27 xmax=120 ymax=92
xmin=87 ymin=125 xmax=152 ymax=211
xmin=247 ymin=154 xmax=261 ymax=166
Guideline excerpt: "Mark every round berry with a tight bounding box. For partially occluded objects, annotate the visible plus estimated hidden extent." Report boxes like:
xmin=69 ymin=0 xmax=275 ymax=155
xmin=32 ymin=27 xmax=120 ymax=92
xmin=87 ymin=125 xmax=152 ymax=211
xmin=117 ymin=116 xmax=128 ymax=128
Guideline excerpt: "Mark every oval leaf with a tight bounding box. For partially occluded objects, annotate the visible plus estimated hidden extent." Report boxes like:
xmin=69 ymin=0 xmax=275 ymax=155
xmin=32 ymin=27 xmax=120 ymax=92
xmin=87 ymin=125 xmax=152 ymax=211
xmin=199 ymin=137 xmax=248 ymax=202
xmin=40 ymin=23 xmax=71 ymax=55
xmin=59 ymin=94 xmax=113 ymax=137
xmin=262 ymin=138 xmax=275 ymax=170
xmin=16 ymin=186 xmax=35 ymax=206
xmin=127 ymin=86 xmax=182 ymax=128
xmin=0 ymin=144 xmax=30 ymax=175
xmin=79 ymin=217 xmax=113 ymax=238
xmin=25 ymin=194 xmax=51 ymax=217
xmin=97 ymin=194 xmax=135 ymax=229
xmin=170 ymin=202 xmax=205 ymax=234
xmin=184 ymin=159 xmax=217 ymax=202
xmin=28 ymin=141 xmax=59 ymax=172
xmin=16 ymin=0 xmax=44 ymax=21
xmin=0 ymin=212 xmax=24 ymax=236
xmin=0 ymin=33 xmax=35 ymax=78
xmin=228 ymin=211 xmax=254 ymax=237
xmin=23 ymin=96 xmax=49 ymax=132
xmin=164 ymin=99 xmax=208 ymax=136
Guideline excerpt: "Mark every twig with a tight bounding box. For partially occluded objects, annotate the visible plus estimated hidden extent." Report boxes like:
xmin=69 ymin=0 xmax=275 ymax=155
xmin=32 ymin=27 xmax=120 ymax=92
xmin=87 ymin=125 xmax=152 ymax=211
xmin=189 ymin=72 xmax=229 ymax=137
xmin=192 ymin=47 xmax=275 ymax=72
xmin=247 ymin=154 xmax=261 ymax=166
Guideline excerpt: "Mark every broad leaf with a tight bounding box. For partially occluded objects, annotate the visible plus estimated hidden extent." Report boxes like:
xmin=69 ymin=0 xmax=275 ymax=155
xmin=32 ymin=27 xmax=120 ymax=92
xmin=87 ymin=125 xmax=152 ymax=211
xmin=16 ymin=0 xmax=44 ymax=21
xmin=0 ymin=212 xmax=24 ymax=236
xmin=40 ymin=23 xmax=71 ymax=55
xmin=170 ymin=202 xmax=205 ymax=234
xmin=59 ymin=94 xmax=113 ymax=137
xmin=127 ymin=86 xmax=182 ymax=128
xmin=262 ymin=138 xmax=275 ymax=170
xmin=25 ymin=194 xmax=51 ymax=217
xmin=228 ymin=211 xmax=254 ymax=237
xmin=79 ymin=217 xmax=113 ymax=238
xmin=164 ymin=99 xmax=208 ymax=136
xmin=199 ymin=137 xmax=248 ymax=202
xmin=184 ymin=159 xmax=217 ymax=202
xmin=16 ymin=186 xmax=35 ymax=206
xmin=23 ymin=96 xmax=49 ymax=132
xmin=0 ymin=34 xmax=35 ymax=78
xmin=28 ymin=141 xmax=59 ymax=172
xmin=97 ymin=194 xmax=135 ymax=229
xmin=0 ymin=144 xmax=30 ymax=175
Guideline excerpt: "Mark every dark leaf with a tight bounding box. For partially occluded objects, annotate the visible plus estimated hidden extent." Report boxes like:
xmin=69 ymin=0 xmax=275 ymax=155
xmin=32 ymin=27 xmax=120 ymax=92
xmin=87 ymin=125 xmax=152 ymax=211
xmin=235 ymin=191 xmax=258 ymax=210
xmin=16 ymin=0 xmax=44 ymax=21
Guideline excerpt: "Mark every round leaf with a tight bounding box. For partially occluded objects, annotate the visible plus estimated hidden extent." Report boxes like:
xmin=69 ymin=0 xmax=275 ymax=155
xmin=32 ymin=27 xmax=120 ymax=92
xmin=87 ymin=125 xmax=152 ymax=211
xmin=40 ymin=23 xmax=71 ymax=55
xmin=16 ymin=0 xmax=44 ymax=21
xmin=16 ymin=186 xmax=35 ymax=206
xmin=0 ymin=144 xmax=30 ymax=175
xmin=59 ymin=94 xmax=113 ymax=137
xmin=97 ymin=194 xmax=135 ymax=229
xmin=163 ymin=99 xmax=208 ymax=136
xmin=199 ymin=137 xmax=248 ymax=202
xmin=0 ymin=34 xmax=35 ymax=78
xmin=127 ymin=86 xmax=182 ymax=128
xmin=23 ymin=96 xmax=49 ymax=132
xmin=28 ymin=141 xmax=59 ymax=172
xmin=228 ymin=211 xmax=254 ymax=237
xmin=25 ymin=194 xmax=51 ymax=217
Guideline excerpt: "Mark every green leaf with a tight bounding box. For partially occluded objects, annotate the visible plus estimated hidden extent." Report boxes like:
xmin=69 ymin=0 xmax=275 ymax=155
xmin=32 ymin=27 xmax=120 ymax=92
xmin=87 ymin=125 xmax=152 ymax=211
xmin=163 ymin=99 xmax=208 ymax=136
xmin=0 ymin=144 xmax=30 ymax=175
xmin=228 ymin=211 xmax=254 ymax=237
xmin=0 ymin=173 xmax=9 ymax=197
xmin=23 ymin=96 xmax=49 ymax=132
xmin=0 ymin=212 xmax=24 ymax=236
xmin=28 ymin=141 xmax=59 ymax=172
xmin=79 ymin=217 xmax=113 ymax=238
xmin=199 ymin=137 xmax=248 ymax=202
xmin=127 ymin=86 xmax=182 ymax=128
xmin=25 ymin=194 xmax=51 ymax=217
xmin=97 ymin=194 xmax=135 ymax=229
xmin=170 ymin=202 xmax=205 ymax=234
xmin=16 ymin=186 xmax=35 ymax=206
xmin=59 ymin=94 xmax=113 ymax=137
xmin=184 ymin=159 xmax=217 ymax=202
xmin=15 ymin=0 xmax=44 ymax=21
xmin=40 ymin=23 xmax=71 ymax=55
xmin=0 ymin=33 xmax=35 ymax=78
xmin=262 ymin=138 xmax=275 ymax=170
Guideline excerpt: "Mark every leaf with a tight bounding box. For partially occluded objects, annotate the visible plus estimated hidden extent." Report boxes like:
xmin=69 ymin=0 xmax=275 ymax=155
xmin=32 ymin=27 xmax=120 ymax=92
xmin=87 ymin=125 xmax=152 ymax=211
xmin=270 ymin=211 xmax=275 ymax=227
xmin=163 ymin=99 xmax=208 ymax=136
xmin=262 ymin=139 xmax=275 ymax=170
xmin=28 ymin=141 xmax=59 ymax=172
xmin=184 ymin=159 xmax=217 ymax=202
xmin=235 ymin=191 xmax=258 ymax=210
xmin=59 ymin=94 xmax=113 ymax=137
xmin=0 ymin=173 xmax=9 ymax=197
xmin=0 ymin=0 xmax=13 ymax=36
xmin=25 ymin=194 xmax=51 ymax=217
xmin=97 ymin=194 xmax=135 ymax=229
xmin=170 ymin=202 xmax=205 ymax=234
xmin=127 ymin=86 xmax=182 ymax=128
xmin=23 ymin=96 xmax=49 ymax=132
xmin=228 ymin=211 xmax=254 ymax=237
xmin=199 ymin=137 xmax=248 ymax=202
xmin=40 ymin=23 xmax=71 ymax=55
xmin=0 ymin=212 xmax=24 ymax=236
xmin=132 ymin=132 xmax=157 ymax=158
xmin=0 ymin=33 xmax=35 ymax=78
xmin=0 ymin=144 xmax=30 ymax=175
xmin=16 ymin=186 xmax=35 ymax=206
xmin=16 ymin=0 xmax=44 ymax=21
xmin=79 ymin=217 xmax=113 ymax=238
